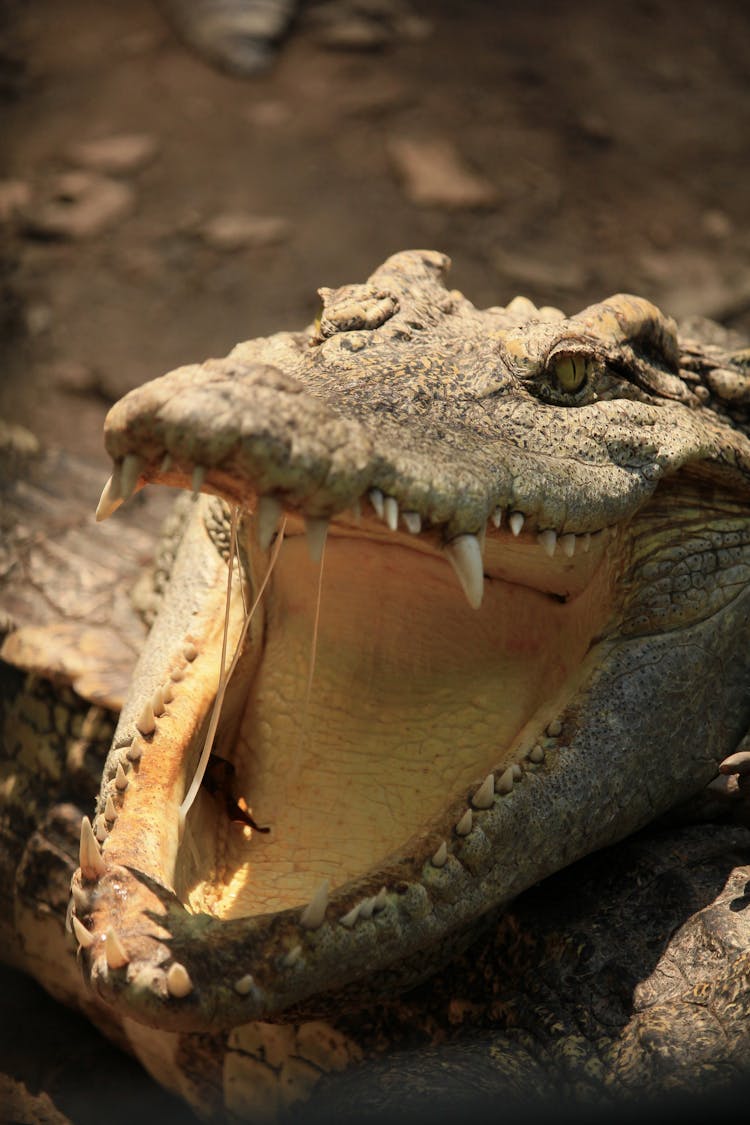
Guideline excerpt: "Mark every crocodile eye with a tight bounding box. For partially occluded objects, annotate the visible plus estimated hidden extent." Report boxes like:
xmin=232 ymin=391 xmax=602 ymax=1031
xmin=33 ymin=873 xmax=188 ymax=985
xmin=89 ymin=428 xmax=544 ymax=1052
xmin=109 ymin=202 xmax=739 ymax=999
xmin=552 ymin=354 xmax=589 ymax=394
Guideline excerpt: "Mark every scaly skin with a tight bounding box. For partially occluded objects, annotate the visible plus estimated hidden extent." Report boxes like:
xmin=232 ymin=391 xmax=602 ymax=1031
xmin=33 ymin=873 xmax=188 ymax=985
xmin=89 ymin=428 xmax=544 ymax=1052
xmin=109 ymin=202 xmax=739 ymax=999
xmin=3 ymin=251 xmax=750 ymax=1118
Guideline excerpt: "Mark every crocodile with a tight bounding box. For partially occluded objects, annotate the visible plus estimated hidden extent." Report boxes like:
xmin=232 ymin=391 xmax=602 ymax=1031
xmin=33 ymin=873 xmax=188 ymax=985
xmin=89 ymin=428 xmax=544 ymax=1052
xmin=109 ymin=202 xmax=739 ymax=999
xmin=3 ymin=249 xmax=750 ymax=1119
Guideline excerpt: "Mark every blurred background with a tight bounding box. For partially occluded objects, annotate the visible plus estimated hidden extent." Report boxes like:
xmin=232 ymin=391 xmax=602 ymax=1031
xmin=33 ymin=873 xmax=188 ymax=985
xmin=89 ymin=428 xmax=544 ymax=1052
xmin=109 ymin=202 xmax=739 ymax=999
xmin=1 ymin=0 xmax=749 ymax=1120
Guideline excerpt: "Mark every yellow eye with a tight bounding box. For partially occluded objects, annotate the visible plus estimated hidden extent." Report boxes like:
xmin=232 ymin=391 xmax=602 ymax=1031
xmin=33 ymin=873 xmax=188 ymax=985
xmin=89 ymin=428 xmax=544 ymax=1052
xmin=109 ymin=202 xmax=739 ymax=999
xmin=552 ymin=354 xmax=589 ymax=394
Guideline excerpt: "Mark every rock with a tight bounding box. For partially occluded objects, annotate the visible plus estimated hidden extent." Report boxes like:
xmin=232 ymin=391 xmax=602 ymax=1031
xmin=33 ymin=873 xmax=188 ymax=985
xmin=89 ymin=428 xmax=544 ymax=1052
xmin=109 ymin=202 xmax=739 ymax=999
xmin=387 ymin=137 xmax=497 ymax=210
xmin=65 ymin=133 xmax=159 ymax=175
xmin=0 ymin=179 xmax=31 ymax=222
xmin=200 ymin=212 xmax=290 ymax=251
xmin=23 ymin=172 xmax=134 ymax=240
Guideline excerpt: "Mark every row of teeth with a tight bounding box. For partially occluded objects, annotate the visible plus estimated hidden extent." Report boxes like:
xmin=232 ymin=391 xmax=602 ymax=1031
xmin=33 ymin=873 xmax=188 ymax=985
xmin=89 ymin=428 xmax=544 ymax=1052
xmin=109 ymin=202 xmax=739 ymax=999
xmin=69 ymin=628 xmax=564 ymax=1001
xmin=97 ymin=455 xmax=603 ymax=611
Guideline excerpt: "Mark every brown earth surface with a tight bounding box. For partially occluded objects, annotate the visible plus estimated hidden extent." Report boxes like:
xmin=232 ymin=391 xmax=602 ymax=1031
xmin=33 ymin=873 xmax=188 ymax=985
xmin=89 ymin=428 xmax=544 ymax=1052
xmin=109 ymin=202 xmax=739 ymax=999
xmin=1 ymin=0 xmax=750 ymax=1121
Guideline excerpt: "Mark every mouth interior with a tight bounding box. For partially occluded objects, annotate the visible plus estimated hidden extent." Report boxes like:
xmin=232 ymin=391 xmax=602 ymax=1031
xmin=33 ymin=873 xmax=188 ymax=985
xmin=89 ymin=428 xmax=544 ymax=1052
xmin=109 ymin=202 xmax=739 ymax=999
xmin=172 ymin=514 xmax=616 ymax=921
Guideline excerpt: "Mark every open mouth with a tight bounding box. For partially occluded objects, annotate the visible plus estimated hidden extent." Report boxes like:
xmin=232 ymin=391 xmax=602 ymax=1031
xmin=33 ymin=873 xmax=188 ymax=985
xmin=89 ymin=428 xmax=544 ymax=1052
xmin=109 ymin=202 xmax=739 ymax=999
xmin=68 ymin=250 xmax=750 ymax=1032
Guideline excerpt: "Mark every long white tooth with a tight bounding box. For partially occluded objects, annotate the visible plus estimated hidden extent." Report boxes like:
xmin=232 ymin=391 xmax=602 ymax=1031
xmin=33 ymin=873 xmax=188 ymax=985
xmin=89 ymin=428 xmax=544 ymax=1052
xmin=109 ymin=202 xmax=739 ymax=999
xmin=538 ymin=529 xmax=557 ymax=558
xmin=166 ymin=962 xmax=193 ymax=998
xmin=71 ymin=885 xmax=89 ymax=914
xmin=582 ymin=532 xmax=592 ymax=552
xmin=496 ymin=766 xmax=516 ymax=794
xmin=304 ymin=517 xmax=329 ymax=563
xmin=509 ymin=511 xmax=525 ymax=537
xmin=358 ymin=896 xmax=376 ymax=921
xmin=283 ymin=944 xmax=303 ymax=968
xmin=120 ymin=453 xmax=144 ymax=502
xmin=560 ymin=533 xmax=576 ymax=558
xmin=445 ymin=534 xmax=484 ymax=609
xmin=384 ymin=496 xmax=398 ymax=531
xmin=72 ymin=915 xmax=95 ymax=949
xmin=472 ymin=773 xmax=495 ymax=810
xmin=95 ymin=817 xmax=108 ymax=843
xmin=115 ymin=762 xmax=129 ymax=791
xmin=369 ymin=489 xmax=384 ymax=518
xmin=431 ymin=841 xmax=448 ymax=867
xmin=79 ymin=816 xmax=106 ymax=879
xmin=191 ymin=464 xmax=206 ymax=496
xmin=340 ymin=903 xmax=361 ymax=928
xmin=455 ymin=809 xmax=473 ymax=836
xmin=152 ymin=687 xmax=166 ymax=717
xmin=95 ymin=473 xmax=123 ymax=522
xmin=105 ymin=928 xmax=129 ymax=969
xmin=104 ymin=795 xmax=117 ymax=822
xmin=256 ymin=496 xmax=283 ymax=550
xmin=136 ymin=701 xmax=155 ymax=736
xmin=373 ymin=886 xmax=388 ymax=912
xmin=300 ymin=880 xmax=328 ymax=930
xmin=235 ymin=974 xmax=255 ymax=995
xmin=126 ymin=737 xmax=144 ymax=762
xmin=491 ymin=507 xmax=503 ymax=529
xmin=402 ymin=511 xmax=421 ymax=534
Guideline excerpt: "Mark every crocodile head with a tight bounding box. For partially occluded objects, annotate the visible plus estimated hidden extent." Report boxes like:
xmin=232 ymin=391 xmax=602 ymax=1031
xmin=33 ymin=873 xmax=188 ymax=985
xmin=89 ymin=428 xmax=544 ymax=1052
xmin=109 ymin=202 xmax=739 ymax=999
xmin=71 ymin=250 xmax=750 ymax=1033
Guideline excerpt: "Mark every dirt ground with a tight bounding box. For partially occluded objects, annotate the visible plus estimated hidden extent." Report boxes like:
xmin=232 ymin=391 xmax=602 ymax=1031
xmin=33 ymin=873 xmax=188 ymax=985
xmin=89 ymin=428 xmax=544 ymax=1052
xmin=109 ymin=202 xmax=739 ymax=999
xmin=1 ymin=0 xmax=750 ymax=1121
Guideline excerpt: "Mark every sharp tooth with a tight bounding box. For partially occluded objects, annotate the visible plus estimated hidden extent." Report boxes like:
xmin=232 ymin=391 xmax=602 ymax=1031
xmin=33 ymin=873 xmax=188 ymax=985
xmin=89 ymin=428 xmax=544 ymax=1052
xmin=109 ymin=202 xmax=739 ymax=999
xmin=104 ymin=795 xmax=117 ymax=822
xmin=163 ymin=682 xmax=175 ymax=704
xmin=115 ymin=762 xmax=129 ymax=791
xmin=384 ymin=496 xmax=399 ymax=531
xmin=491 ymin=507 xmax=503 ymax=529
xmin=72 ymin=915 xmax=95 ymax=949
xmin=560 ymin=533 xmax=576 ymax=558
xmin=183 ymin=641 xmax=198 ymax=662
xmin=455 ymin=809 xmax=473 ymax=836
xmin=95 ymin=817 xmax=108 ymax=843
xmin=105 ymin=929 xmax=129 ymax=970
xmin=546 ymin=719 xmax=563 ymax=738
xmin=358 ymin=897 xmax=376 ymax=920
xmin=235 ymin=974 xmax=255 ymax=995
xmin=528 ymin=744 xmax=545 ymax=763
xmin=136 ymin=702 xmax=155 ymax=736
xmin=126 ymin=737 xmax=144 ymax=762
xmin=373 ymin=886 xmax=388 ymax=912
xmin=79 ymin=816 xmax=106 ymax=880
xmin=191 ymin=465 xmax=206 ymax=496
xmin=538 ymin=529 xmax=557 ymax=558
xmin=582 ymin=533 xmax=592 ymax=552
xmin=304 ymin=517 xmax=329 ymax=563
xmin=509 ymin=511 xmax=525 ymax=537
xmin=95 ymin=473 xmax=123 ymax=522
xmin=340 ymin=903 xmax=361 ymax=928
xmin=431 ymin=841 xmax=448 ymax=868
xmin=161 ymin=452 xmax=173 ymax=473
xmin=445 ymin=534 xmax=484 ymax=609
xmin=300 ymin=880 xmax=329 ymax=930
xmin=71 ymin=885 xmax=89 ymax=914
xmin=120 ymin=454 xmax=144 ymax=502
xmin=171 ymin=665 xmax=186 ymax=681
xmin=472 ymin=773 xmax=495 ymax=810
xmin=496 ymin=766 xmax=516 ymax=794
xmin=369 ymin=489 xmax=384 ymax=518
xmin=152 ymin=687 xmax=166 ymax=716
xmin=256 ymin=496 xmax=283 ymax=550
xmin=283 ymin=944 xmax=303 ymax=968
xmin=166 ymin=962 xmax=193 ymax=998
xmin=402 ymin=511 xmax=421 ymax=534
